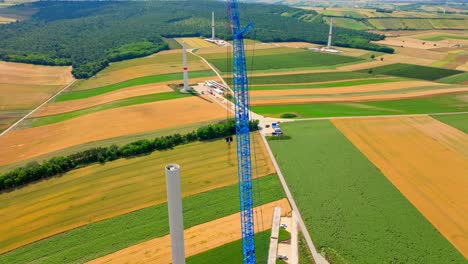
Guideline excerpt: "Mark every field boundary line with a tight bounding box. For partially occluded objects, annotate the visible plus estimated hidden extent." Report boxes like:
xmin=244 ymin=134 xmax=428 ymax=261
xmin=259 ymin=133 xmax=327 ymax=264
xmin=294 ymin=111 xmax=468 ymax=122
xmin=0 ymin=78 xmax=76 ymax=137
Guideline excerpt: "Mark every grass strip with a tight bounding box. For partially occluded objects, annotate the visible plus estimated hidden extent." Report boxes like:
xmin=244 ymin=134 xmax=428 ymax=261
xmin=186 ymin=230 xmax=271 ymax=264
xmin=432 ymin=113 xmax=468 ymax=133
xmin=250 ymin=78 xmax=403 ymax=90
xmin=226 ymin=72 xmax=375 ymax=85
xmin=251 ymin=93 xmax=468 ymax=118
xmin=0 ymin=174 xmax=284 ymax=264
xmin=268 ymin=120 xmax=466 ymax=263
xmin=299 ymin=232 xmax=315 ymax=264
xmin=29 ymin=91 xmax=193 ymax=127
xmin=55 ymin=70 xmax=214 ymax=101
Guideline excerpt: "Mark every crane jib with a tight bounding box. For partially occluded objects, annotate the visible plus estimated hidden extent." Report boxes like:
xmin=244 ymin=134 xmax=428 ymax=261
xmin=228 ymin=0 xmax=257 ymax=263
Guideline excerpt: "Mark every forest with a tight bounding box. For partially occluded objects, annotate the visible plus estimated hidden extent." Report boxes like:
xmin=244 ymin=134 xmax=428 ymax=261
xmin=0 ymin=119 xmax=259 ymax=191
xmin=0 ymin=0 xmax=391 ymax=78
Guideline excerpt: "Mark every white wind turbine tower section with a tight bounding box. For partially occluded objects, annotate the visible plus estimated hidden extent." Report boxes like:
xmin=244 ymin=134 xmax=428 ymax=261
xmin=212 ymin=11 xmax=215 ymax=39
xmin=327 ymin=17 xmax=333 ymax=49
xmin=165 ymin=164 xmax=186 ymax=264
xmin=182 ymin=42 xmax=189 ymax=92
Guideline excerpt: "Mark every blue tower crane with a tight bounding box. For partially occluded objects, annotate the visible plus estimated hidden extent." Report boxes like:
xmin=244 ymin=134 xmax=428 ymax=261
xmin=227 ymin=1 xmax=256 ymax=263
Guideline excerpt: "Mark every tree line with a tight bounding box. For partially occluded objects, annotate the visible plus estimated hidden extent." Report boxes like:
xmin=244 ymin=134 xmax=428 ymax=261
xmin=0 ymin=0 xmax=392 ymax=78
xmin=0 ymin=119 xmax=259 ymax=191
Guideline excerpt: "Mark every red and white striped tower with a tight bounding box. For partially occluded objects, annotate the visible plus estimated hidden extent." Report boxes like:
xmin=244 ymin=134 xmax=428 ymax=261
xmin=327 ymin=18 xmax=333 ymax=49
xmin=182 ymin=42 xmax=189 ymax=92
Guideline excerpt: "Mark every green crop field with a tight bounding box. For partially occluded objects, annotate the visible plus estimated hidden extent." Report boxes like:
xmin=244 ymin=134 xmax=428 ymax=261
xmin=363 ymin=63 xmax=463 ymax=81
xmin=187 ymin=230 xmax=271 ymax=264
xmin=432 ymin=113 xmax=468 ymax=133
xmin=267 ymin=120 xmax=466 ymax=263
xmin=227 ymin=72 xmax=375 ymax=85
xmin=0 ymin=175 xmax=284 ymax=264
xmin=208 ymin=50 xmax=364 ymax=73
xmin=27 ymin=91 xmax=194 ymax=127
xmin=55 ymin=70 xmax=214 ymax=101
xmin=437 ymin=72 xmax=468 ymax=84
xmin=250 ymin=78 xmax=402 ymax=90
xmin=251 ymin=93 xmax=468 ymax=118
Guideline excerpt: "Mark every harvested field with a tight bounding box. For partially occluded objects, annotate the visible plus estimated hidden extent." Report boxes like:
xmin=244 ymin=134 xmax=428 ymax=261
xmin=0 ymin=84 xmax=63 ymax=111
xmin=332 ymin=116 xmax=468 ymax=257
xmin=272 ymin=42 xmax=318 ymax=49
xmin=0 ymin=97 xmax=226 ymax=165
xmin=175 ymin=37 xmax=217 ymax=49
xmin=25 ymin=91 xmax=194 ymax=128
xmin=88 ymin=199 xmax=291 ymax=264
xmin=250 ymin=87 xmax=468 ymax=106
xmin=0 ymin=61 xmax=73 ymax=130
xmin=70 ymin=50 xmax=210 ymax=91
xmin=375 ymin=37 xmax=450 ymax=49
xmin=0 ymin=61 xmax=72 ymax=86
xmin=250 ymin=80 xmax=442 ymax=97
xmin=33 ymin=84 xmax=172 ymax=117
xmin=0 ymin=120 xmax=222 ymax=174
xmin=392 ymin=46 xmax=447 ymax=61
xmin=0 ymin=135 xmax=275 ymax=254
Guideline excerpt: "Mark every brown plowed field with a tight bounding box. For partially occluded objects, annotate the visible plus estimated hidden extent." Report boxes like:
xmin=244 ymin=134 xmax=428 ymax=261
xmin=33 ymin=84 xmax=173 ymax=117
xmin=332 ymin=116 xmax=468 ymax=258
xmin=250 ymin=80 xmax=442 ymax=97
xmin=250 ymin=87 xmax=468 ymax=106
xmin=87 ymin=199 xmax=291 ymax=264
xmin=0 ymin=97 xmax=225 ymax=165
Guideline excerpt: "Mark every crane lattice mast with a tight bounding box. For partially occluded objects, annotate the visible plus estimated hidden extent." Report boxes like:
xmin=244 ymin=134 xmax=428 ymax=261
xmin=227 ymin=1 xmax=256 ymax=263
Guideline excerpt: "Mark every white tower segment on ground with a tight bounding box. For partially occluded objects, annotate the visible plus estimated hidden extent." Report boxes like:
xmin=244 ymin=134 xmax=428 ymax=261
xmin=165 ymin=164 xmax=186 ymax=264
xmin=212 ymin=11 xmax=215 ymax=39
xmin=327 ymin=18 xmax=333 ymax=48
xmin=182 ymin=42 xmax=189 ymax=92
